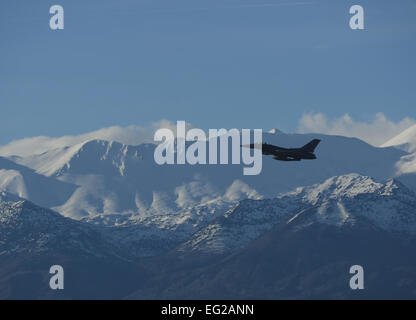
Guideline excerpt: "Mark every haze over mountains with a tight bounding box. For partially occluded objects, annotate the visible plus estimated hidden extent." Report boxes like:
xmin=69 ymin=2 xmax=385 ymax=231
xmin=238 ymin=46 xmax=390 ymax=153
xmin=1 ymin=124 xmax=416 ymax=299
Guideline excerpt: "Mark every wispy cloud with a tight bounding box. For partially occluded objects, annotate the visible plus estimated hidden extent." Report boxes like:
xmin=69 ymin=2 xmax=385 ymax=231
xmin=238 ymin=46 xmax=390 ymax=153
xmin=297 ymin=112 xmax=416 ymax=146
xmin=0 ymin=119 xmax=191 ymax=157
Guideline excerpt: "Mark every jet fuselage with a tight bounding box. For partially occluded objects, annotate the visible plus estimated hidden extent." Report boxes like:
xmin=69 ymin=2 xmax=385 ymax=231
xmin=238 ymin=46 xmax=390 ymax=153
xmin=245 ymin=139 xmax=321 ymax=162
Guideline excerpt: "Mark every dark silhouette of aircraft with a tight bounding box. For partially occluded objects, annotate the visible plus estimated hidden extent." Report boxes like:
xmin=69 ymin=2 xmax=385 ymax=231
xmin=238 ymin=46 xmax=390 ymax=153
xmin=242 ymin=139 xmax=321 ymax=161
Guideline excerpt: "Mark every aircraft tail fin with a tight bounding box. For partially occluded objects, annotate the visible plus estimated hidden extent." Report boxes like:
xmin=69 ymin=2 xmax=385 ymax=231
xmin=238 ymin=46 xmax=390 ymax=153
xmin=301 ymin=139 xmax=321 ymax=153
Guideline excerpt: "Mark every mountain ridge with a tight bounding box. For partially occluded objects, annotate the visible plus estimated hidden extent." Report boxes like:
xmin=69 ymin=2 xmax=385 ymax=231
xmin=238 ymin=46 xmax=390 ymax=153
xmin=382 ymin=124 xmax=416 ymax=153
xmin=1 ymin=172 xmax=416 ymax=299
xmin=1 ymin=132 xmax=409 ymax=219
xmin=176 ymin=174 xmax=416 ymax=255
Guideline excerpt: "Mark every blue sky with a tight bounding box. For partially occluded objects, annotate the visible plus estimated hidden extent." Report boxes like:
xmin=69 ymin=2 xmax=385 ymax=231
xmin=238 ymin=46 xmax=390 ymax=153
xmin=1 ymin=0 xmax=415 ymax=145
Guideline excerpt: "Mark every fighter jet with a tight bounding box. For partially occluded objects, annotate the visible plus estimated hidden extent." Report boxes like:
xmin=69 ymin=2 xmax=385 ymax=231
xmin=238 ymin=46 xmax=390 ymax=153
xmin=242 ymin=139 xmax=321 ymax=161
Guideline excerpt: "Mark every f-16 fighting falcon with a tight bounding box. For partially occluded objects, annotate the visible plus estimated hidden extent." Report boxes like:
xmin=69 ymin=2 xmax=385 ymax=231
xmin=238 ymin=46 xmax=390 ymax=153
xmin=242 ymin=139 xmax=321 ymax=162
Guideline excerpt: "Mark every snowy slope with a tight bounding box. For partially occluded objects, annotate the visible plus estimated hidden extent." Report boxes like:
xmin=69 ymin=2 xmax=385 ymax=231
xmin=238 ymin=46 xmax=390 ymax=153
xmin=2 ymin=172 xmax=414 ymax=260
xmin=3 ymin=131 xmax=407 ymax=219
xmin=143 ymin=202 xmax=416 ymax=299
xmin=0 ymin=157 xmax=77 ymax=208
xmin=2 ymin=126 xmax=416 ymax=299
xmin=1 ymin=171 xmax=416 ymax=299
xmin=0 ymin=191 xmax=154 ymax=299
xmin=177 ymin=174 xmax=416 ymax=254
xmin=380 ymin=124 xmax=416 ymax=178
xmin=101 ymin=200 xmax=236 ymax=257
xmin=12 ymin=139 xmax=146 ymax=177
xmin=0 ymin=191 xmax=121 ymax=258
xmin=382 ymin=124 xmax=416 ymax=153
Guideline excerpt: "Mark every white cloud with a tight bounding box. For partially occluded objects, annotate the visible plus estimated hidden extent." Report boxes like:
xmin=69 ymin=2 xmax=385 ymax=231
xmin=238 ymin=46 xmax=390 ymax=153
xmin=0 ymin=119 xmax=188 ymax=157
xmin=175 ymin=180 xmax=220 ymax=208
xmin=297 ymin=112 xmax=416 ymax=146
xmin=223 ymin=180 xmax=263 ymax=202
xmin=395 ymin=153 xmax=416 ymax=175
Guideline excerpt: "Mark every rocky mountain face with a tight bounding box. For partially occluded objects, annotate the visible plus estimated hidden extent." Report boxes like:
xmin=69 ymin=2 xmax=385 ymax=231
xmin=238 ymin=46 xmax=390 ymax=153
xmin=176 ymin=174 xmax=416 ymax=255
xmin=1 ymin=127 xmax=416 ymax=299
xmin=0 ymin=173 xmax=416 ymax=299
xmin=126 ymin=177 xmax=416 ymax=299
xmin=0 ymin=191 xmax=150 ymax=299
xmin=134 ymin=211 xmax=416 ymax=299
xmin=0 ymin=191 xmax=118 ymax=258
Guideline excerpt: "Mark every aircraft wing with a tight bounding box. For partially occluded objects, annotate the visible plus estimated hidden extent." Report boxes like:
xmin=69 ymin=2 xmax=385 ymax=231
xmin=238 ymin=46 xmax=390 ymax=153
xmin=273 ymin=155 xmax=301 ymax=161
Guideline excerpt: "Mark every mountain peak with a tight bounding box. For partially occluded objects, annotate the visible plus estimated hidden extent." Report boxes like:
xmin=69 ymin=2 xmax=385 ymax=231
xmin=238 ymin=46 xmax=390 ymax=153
xmin=382 ymin=124 xmax=416 ymax=153
xmin=283 ymin=173 xmax=388 ymax=204
xmin=0 ymin=192 xmax=61 ymax=226
xmin=18 ymin=138 xmax=141 ymax=177
xmin=267 ymin=128 xmax=283 ymax=135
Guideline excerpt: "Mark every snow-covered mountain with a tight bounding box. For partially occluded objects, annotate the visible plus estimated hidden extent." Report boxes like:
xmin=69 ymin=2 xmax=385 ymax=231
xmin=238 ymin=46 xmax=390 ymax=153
xmin=382 ymin=124 xmax=416 ymax=153
xmin=128 ymin=174 xmax=416 ymax=299
xmin=1 ymin=171 xmax=416 ymax=299
xmin=379 ymin=124 xmax=416 ymax=190
xmin=13 ymin=139 xmax=147 ymax=178
xmin=0 ymin=126 xmax=415 ymax=258
xmin=2 ymin=170 xmax=414 ymax=260
xmin=0 ymin=191 xmax=120 ymax=258
xmin=0 ymin=157 xmax=76 ymax=208
xmin=0 ymin=124 xmax=415 ymax=299
xmin=177 ymin=174 xmax=416 ymax=255
xmin=100 ymin=200 xmax=236 ymax=258
xmin=0 ymin=191 xmax=152 ymax=299
xmin=0 ymin=130 xmax=408 ymax=220
xmin=139 ymin=200 xmax=416 ymax=299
